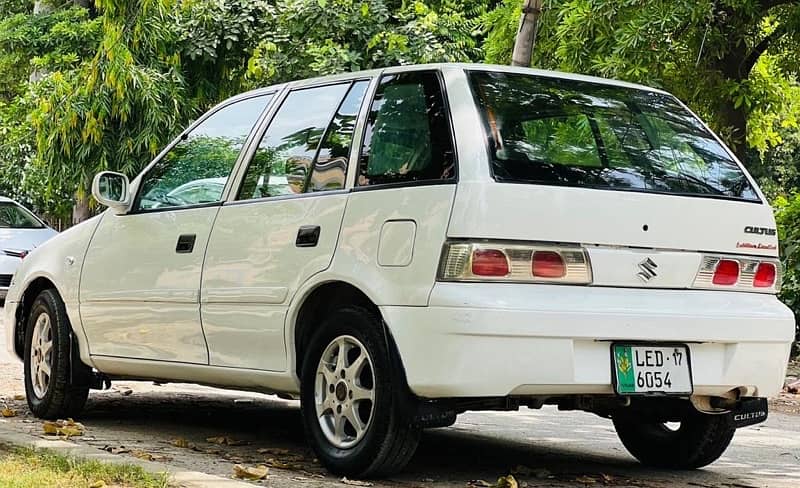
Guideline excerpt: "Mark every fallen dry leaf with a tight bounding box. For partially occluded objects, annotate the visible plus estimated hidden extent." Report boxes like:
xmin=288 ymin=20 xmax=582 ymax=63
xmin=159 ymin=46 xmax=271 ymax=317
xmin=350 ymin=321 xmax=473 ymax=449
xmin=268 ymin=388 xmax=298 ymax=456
xmin=171 ymin=438 xmax=193 ymax=449
xmin=265 ymin=457 xmax=305 ymax=470
xmin=341 ymin=478 xmax=374 ymax=487
xmin=492 ymin=475 xmax=518 ymax=488
xmin=13 ymin=394 xmax=24 ymax=401
xmin=1 ymin=407 xmax=16 ymax=418
xmin=467 ymin=481 xmax=491 ymax=488
xmin=43 ymin=419 xmax=84 ymax=437
xmin=131 ymin=449 xmax=172 ymax=462
xmin=233 ymin=464 xmax=269 ymax=480
xmin=88 ymin=481 xmax=106 ymax=488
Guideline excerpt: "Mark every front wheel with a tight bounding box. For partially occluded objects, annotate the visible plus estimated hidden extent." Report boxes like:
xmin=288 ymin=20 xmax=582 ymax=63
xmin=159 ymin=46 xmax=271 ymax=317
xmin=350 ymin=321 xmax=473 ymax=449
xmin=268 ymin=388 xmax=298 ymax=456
xmin=300 ymin=306 xmax=420 ymax=478
xmin=24 ymin=289 xmax=90 ymax=419
xmin=613 ymin=409 xmax=735 ymax=469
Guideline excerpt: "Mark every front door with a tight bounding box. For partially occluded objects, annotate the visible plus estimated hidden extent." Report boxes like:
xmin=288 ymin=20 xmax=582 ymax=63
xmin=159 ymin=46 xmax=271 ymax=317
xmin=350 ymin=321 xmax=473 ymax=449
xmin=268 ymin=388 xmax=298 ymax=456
xmin=80 ymin=94 xmax=273 ymax=363
xmin=201 ymin=80 xmax=371 ymax=371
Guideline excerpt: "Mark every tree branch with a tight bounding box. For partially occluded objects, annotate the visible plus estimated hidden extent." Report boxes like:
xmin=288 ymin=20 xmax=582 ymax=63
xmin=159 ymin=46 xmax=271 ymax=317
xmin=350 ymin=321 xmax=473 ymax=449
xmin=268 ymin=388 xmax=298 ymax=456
xmin=739 ymin=24 xmax=788 ymax=77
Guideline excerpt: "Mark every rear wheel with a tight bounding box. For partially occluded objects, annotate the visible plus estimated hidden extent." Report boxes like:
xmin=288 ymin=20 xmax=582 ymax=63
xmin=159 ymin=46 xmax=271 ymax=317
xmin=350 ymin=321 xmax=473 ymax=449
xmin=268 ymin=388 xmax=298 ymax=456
xmin=300 ymin=306 xmax=420 ymax=477
xmin=613 ymin=409 xmax=735 ymax=469
xmin=24 ymin=289 xmax=90 ymax=419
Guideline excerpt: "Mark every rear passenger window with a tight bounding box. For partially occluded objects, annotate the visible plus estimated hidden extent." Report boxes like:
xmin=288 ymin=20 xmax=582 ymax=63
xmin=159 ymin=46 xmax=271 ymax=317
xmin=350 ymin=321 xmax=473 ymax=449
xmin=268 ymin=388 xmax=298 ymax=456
xmin=311 ymin=81 xmax=370 ymax=192
xmin=358 ymin=71 xmax=455 ymax=187
xmin=238 ymin=81 xmax=369 ymax=200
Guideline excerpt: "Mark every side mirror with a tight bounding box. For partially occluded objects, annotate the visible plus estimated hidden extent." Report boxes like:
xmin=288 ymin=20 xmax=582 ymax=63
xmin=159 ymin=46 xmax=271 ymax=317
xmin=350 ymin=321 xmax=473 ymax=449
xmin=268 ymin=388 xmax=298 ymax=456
xmin=92 ymin=171 xmax=131 ymax=214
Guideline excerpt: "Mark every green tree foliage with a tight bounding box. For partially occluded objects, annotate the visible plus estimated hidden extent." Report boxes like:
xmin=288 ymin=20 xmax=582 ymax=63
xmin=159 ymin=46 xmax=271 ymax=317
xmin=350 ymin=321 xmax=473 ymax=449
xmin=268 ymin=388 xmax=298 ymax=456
xmin=246 ymin=0 xmax=483 ymax=85
xmin=0 ymin=0 xmax=485 ymax=224
xmin=482 ymin=0 xmax=800 ymax=162
xmin=774 ymin=194 xmax=800 ymax=349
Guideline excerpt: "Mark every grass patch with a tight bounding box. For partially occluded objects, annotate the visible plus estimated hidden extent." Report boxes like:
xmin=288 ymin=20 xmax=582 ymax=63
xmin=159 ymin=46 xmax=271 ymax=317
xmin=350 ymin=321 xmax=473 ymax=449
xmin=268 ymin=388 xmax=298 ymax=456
xmin=0 ymin=446 xmax=169 ymax=488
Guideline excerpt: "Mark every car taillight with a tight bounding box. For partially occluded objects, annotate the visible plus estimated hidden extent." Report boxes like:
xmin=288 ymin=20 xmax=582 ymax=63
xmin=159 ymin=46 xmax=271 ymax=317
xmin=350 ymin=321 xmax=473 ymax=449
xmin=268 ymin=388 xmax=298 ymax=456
xmin=712 ymin=259 xmax=739 ymax=285
xmin=753 ymin=262 xmax=777 ymax=288
xmin=532 ymin=251 xmax=565 ymax=278
xmin=439 ymin=241 xmax=592 ymax=284
xmin=471 ymin=249 xmax=509 ymax=277
xmin=693 ymin=255 xmax=781 ymax=293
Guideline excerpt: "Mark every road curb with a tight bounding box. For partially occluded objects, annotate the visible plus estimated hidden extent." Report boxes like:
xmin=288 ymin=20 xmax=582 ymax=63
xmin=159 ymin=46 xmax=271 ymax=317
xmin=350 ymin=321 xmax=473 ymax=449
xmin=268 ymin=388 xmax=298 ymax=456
xmin=0 ymin=422 xmax=254 ymax=488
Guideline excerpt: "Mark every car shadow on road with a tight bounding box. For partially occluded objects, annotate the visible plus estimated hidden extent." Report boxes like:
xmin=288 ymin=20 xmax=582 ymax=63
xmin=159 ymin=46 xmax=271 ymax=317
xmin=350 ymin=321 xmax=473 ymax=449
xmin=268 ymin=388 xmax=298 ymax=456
xmin=68 ymin=388 xmax=775 ymax=487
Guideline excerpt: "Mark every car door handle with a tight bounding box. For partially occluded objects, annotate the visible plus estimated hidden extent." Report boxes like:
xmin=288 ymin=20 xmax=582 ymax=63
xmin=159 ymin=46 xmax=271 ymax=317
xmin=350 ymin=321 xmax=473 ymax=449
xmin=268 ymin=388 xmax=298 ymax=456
xmin=296 ymin=226 xmax=321 ymax=248
xmin=176 ymin=234 xmax=197 ymax=254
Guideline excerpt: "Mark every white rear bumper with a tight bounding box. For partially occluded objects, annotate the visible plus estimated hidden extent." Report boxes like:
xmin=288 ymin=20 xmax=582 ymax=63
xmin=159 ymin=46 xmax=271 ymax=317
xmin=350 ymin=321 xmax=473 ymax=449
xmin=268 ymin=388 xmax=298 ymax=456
xmin=382 ymin=284 xmax=794 ymax=399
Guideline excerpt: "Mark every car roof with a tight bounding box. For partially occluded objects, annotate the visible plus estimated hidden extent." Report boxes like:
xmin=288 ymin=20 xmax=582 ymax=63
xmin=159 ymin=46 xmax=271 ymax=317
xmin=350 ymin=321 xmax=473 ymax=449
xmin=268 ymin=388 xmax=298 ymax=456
xmin=231 ymin=63 xmax=668 ymax=101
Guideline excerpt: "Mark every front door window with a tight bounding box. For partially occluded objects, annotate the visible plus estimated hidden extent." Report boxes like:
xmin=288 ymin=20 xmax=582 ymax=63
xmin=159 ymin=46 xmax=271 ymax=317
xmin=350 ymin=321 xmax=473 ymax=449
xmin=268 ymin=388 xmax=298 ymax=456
xmin=134 ymin=94 xmax=272 ymax=211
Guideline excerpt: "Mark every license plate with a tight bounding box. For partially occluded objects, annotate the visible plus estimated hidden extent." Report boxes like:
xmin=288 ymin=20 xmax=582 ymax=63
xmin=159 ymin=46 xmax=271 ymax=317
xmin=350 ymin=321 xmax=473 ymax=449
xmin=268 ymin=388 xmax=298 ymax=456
xmin=612 ymin=344 xmax=692 ymax=395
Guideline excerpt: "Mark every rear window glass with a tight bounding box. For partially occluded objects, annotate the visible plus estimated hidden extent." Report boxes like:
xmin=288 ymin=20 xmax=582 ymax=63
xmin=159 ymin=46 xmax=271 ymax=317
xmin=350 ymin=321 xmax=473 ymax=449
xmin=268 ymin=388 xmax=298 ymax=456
xmin=468 ymin=71 xmax=759 ymax=202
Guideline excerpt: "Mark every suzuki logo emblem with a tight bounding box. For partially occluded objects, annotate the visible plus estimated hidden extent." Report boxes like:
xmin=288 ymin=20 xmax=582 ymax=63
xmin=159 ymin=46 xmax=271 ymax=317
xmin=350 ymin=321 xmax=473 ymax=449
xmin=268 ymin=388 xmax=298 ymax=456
xmin=637 ymin=258 xmax=658 ymax=283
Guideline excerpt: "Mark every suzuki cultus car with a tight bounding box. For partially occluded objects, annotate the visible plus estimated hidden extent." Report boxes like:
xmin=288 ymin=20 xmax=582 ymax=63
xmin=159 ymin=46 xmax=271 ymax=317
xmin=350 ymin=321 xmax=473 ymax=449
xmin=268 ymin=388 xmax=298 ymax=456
xmin=5 ymin=64 xmax=793 ymax=477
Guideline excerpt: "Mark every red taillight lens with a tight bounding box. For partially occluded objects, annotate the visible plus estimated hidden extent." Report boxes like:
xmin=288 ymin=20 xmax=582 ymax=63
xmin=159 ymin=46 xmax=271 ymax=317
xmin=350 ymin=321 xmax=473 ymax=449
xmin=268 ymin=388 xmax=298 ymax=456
xmin=532 ymin=251 xmax=566 ymax=278
xmin=753 ymin=262 xmax=776 ymax=288
xmin=712 ymin=259 xmax=740 ymax=285
xmin=471 ymin=249 xmax=509 ymax=276
xmin=439 ymin=242 xmax=591 ymax=284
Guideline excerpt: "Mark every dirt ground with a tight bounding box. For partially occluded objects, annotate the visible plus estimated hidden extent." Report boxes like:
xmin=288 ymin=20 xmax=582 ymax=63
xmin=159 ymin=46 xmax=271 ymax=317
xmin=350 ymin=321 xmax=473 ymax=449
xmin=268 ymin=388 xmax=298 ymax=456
xmin=3 ymin=366 xmax=800 ymax=487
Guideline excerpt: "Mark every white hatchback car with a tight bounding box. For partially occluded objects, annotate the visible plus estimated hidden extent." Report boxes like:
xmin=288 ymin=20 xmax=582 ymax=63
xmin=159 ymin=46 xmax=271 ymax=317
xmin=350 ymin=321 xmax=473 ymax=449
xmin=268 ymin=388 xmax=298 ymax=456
xmin=0 ymin=197 xmax=57 ymax=300
xmin=4 ymin=64 xmax=794 ymax=477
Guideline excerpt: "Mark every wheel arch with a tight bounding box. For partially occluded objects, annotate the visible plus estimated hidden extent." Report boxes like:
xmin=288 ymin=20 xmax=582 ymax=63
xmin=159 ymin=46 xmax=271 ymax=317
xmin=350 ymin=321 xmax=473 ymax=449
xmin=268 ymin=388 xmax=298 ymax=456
xmin=13 ymin=275 xmax=63 ymax=358
xmin=290 ymin=280 xmax=408 ymax=387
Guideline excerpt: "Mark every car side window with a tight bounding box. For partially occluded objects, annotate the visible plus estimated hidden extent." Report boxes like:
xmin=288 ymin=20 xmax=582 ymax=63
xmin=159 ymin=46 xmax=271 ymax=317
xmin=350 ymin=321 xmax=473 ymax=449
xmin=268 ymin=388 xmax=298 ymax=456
xmin=309 ymin=81 xmax=370 ymax=192
xmin=358 ymin=71 xmax=455 ymax=187
xmin=238 ymin=81 xmax=368 ymax=200
xmin=133 ymin=95 xmax=272 ymax=211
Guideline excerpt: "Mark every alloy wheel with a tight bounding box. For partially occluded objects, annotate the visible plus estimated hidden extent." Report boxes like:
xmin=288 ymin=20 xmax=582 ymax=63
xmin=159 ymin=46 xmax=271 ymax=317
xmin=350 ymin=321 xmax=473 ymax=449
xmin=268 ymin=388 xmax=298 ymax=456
xmin=30 ymin=312 xmax=53 ymax=399
xmin=314 ymin=335 xmax=376 ymax=449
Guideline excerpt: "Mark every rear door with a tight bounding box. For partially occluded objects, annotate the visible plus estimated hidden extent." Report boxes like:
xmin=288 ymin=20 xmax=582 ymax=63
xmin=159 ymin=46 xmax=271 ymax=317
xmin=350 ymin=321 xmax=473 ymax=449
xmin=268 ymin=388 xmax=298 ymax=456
xmin=331 ymin=69 xmax=460 ymax=306
xmin=201 ymin=80 xmax=371 ymax=371
xmin=80 ymin=94 xmax=272 ymax=363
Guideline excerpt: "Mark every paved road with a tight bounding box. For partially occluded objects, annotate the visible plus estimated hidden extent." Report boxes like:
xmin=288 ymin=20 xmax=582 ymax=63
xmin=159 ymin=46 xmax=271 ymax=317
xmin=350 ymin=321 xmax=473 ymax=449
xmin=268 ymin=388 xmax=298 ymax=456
xmin=2 ymin=320 xmax=800 ymax=487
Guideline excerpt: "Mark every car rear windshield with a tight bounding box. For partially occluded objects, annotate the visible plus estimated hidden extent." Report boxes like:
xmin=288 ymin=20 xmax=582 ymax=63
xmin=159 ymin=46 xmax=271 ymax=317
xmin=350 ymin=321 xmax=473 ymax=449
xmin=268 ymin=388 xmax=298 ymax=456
xmin=468 ymin=70 xmax=760 ymax=202
xmin=0 ymin=202 xmax=44 ymax=229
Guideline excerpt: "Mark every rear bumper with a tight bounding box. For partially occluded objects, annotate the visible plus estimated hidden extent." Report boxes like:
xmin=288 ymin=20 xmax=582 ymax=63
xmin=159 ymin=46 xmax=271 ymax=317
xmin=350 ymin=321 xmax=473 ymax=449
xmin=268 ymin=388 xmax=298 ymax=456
xmin=382 ymin=284 xmax=794 ymax=399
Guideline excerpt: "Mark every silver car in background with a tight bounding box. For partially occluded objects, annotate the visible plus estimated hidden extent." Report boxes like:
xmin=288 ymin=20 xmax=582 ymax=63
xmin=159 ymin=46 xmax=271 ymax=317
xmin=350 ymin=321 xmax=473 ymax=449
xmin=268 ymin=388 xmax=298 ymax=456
xmin=0 ymin=197 xmax=57 ymax=299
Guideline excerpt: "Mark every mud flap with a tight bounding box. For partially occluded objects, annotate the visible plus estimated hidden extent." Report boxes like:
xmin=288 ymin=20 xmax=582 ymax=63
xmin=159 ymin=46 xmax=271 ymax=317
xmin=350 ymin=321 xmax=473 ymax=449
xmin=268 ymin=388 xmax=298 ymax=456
xmin=730 ymin=397 xmax=768 ymax=428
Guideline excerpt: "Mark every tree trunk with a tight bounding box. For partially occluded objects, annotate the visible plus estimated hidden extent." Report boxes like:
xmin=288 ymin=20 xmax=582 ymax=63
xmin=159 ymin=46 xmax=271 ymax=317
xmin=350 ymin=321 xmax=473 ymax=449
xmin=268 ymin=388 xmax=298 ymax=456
xmin=72 ymin=191 xmax=91 ymax=225
xmin=33 ymin=1 xmax=55 ymax=14
xmin=30 ymin=0 xmax=56 ymax=83
xmin=31 ymin=2 xmax=56 ymax=81
xmin=711 ymin=47 xmax=750 ymax=164
xmin=511 ymin=0 xmax=543 ymax=67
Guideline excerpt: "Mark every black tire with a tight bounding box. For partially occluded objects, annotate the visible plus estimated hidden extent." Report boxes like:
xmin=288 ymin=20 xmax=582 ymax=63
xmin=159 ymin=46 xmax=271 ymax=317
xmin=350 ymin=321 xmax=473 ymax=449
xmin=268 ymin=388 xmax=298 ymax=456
xmin=613 ymin=409 xmax=735 ymax=469
xmin=24 ymin=289 xmax=90 ymax=420
xmin=300 ymin=306 xmax=420 ymax=478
